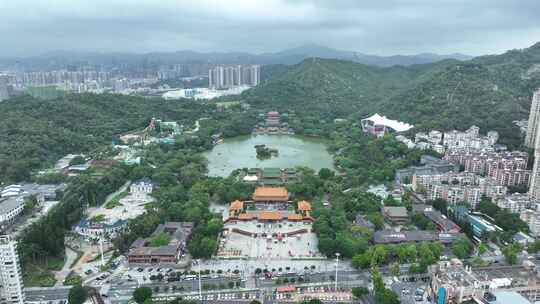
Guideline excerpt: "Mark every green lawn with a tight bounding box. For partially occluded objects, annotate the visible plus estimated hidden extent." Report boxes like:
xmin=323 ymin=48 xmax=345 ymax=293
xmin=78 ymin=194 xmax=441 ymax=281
xmin=23 ymin=256 xmax=64 ymax=287
xmin=148 ymin=233 xmax=171 ymax=247
xmin=105 ymin=191 xmax=129 ymax=209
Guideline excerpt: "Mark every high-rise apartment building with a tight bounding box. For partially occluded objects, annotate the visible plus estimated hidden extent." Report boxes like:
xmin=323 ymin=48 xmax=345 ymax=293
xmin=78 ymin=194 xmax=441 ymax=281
xmin=525 ymin=89 xmax=540 ymax=148
xmin=208 ymin=65 xmax=260 ymax=89
xmin=528 ymin=89 xmax=540 ymax=202
xmin=0 ymin=235 xmax=24 ymax=304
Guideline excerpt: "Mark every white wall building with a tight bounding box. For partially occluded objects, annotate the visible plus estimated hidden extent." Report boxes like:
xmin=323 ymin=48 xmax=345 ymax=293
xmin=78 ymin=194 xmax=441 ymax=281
xmin=0 ymin=197 xmax=25 ymax=231
xmin=74 ymin=219 xmax=127 ymax=242
xmin=496 ymin=193 xmax=531 ymax=214
xmin=0 ymin=235 xmax=25 ymax=304
xmin=130 ymin=178 xmax=154 ymax=199
xmin=521 ymin=203 xmax=540 ymax=237
xmin=525 ymin=89 xmax=540 ymax=148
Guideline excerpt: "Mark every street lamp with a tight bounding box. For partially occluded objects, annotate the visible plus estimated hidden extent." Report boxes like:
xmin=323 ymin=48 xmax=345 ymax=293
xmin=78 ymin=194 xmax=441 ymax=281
xmin=194 ymin=259 xmax=202 ymax=302
xmin=334 ymin=252 xmax=340 ymax=290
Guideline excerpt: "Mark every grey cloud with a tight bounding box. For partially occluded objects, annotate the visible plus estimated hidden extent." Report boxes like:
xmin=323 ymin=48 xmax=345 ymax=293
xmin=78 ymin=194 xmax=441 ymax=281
xmin=0 ymin=0 xmax=539 ymax=57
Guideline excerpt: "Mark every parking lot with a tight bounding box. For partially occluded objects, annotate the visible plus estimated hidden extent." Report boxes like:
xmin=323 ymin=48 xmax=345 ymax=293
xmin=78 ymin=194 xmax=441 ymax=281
xmin=391 ymin=281 xmax=429 ymax=304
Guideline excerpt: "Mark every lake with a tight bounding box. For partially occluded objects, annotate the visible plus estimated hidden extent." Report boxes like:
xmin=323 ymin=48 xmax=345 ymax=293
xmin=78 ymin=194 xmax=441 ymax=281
xmin=203 ymin=135 xmax=335 ymax=177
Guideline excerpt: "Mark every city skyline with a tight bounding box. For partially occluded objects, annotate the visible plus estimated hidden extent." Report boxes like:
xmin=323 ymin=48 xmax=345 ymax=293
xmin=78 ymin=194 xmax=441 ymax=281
xmin=0 ymin=0 xmax=539 ymax=57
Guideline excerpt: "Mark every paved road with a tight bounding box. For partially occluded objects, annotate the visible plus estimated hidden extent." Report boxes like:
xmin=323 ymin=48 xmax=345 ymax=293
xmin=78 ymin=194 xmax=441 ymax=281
xmin=25 ymin=286 xmax=72 ymax=303
xmin=104 ymin=180 xmax=131 ymax=204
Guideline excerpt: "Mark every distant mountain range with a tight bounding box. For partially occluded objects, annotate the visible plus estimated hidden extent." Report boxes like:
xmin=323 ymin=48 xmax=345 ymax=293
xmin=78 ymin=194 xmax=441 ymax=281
xmin=244 ymin=42 xmax=540 ymax=148
xmin=0 ymin=44 xmax=473 ymax=70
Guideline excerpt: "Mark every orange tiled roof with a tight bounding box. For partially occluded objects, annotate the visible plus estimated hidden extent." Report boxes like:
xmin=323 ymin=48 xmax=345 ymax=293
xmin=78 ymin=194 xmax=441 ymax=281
xmin=238 ymin=213 xmax=254 ymax=220
xmin=229 ymin=200 xmax=244 ymax=211
xmin=258 ymin=211 xmax=283 ymax=221
xmin=276 ymin=285 xmax=296 ymax=293
xmin=287 ymin=214 xmax=303 ymax=221
xmin=253 ymin=187 xmax=288 ymax=201
xmin=298 ymin=200 xmax=311 ymax=211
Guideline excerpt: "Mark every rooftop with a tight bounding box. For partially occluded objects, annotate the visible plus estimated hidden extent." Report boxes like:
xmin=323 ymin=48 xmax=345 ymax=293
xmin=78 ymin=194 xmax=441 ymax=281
xmin=298 ymin=200 xmax=311 ymax=211
xmin=258 ymin=211 xmax=283 ymax=221
xmin=383 ymin=206 xmax=408 ymax=218
xmin=362 ymin=113 xmax=414 ymax=132
xmin=373 ymin=230 xmax=462 ymax=244
xmin=229 ymin=200 xmax=244 ymax=211
xmin=0 ymin=197 xmax=24 ymax=215
xmin=424 ymin=210 xmax=461 ymax=232
xmin=129 ymin=222 xmax=193 ymax=257
xmin=253 ymin=187 xmax=289 ymax=201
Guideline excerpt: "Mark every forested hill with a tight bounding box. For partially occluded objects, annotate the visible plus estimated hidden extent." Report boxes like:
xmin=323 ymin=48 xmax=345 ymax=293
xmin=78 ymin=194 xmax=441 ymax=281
xmin=244 ymin=42 xmax=540 ymax=147
xmin=245 ymin=58 xmax=457 ymax=117
xmin=0 ymin=94 xmax=208 ymax=181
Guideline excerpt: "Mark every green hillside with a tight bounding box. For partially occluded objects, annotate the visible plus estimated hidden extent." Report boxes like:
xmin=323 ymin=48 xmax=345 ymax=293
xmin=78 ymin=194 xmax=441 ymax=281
xmin=0 ymin=94 xmax=213 ymax=182
xmin=243 ymin=43 xmax=540 ymax=147
xmin=244 ymin=58 xmax=453 ymax=117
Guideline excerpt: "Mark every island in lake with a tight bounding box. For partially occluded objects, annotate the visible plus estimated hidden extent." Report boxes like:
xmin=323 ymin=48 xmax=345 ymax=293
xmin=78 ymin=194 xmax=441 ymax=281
xmin=255 ymin=144 xmax=279 ymax=160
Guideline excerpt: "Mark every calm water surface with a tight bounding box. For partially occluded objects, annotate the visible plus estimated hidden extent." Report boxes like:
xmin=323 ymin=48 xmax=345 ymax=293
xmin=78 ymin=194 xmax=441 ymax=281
xmin=203 ymin=135 xmax=335 ymax=177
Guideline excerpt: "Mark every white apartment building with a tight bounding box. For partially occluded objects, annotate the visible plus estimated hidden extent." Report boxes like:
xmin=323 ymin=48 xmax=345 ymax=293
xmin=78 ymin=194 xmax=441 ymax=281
xmin=521 ymin=203 xmax=540 ymax=237
xmin=442 ymin=126 xmax=496 ymax=151
xmin=496 ymin=193 xmax=531 ymax=214
xmin=130 ymin=178 xmax=154 ymax=199
xmin=525 ymin=89 xmax=540 ymax=148
xmin=413 ymin=172 xmax=506 ymax=210
xmin=0 ymin=235 xmax=24 ymax=304
xmin=0 ymin=197 xmax=25 ymax=231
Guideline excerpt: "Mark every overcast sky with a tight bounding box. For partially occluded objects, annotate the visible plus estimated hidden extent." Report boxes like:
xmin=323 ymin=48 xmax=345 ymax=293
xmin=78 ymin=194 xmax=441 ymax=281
xmin=1 ymin=0 xmax=540 ymax=57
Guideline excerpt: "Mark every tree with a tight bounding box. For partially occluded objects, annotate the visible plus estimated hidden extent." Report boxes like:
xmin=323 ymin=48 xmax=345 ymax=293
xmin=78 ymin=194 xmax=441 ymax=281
xmin=376 ymin=288 xmax=400 ymax=304
xmin=68 ymin=284 xmax=87 ymax=304
xmin=249 ymin=301 xmax=262 ymax=304
xmin=318 ymin=168 xmax=335 ymax=179
xmin=69 ymin=155 xmax=87 ymax=166
xmin=133 ymin=287 xmax=153 ymax=304
xmin=503 ymin=243 xmax=522 ymax=265
xmin=452 ymin=237 xmax=473 ymax=259
xmin=389 ymin=263 xmax=400 ymax=276
xmin=372 ymin=268 xmax=385 ymax=294
xmin=352 ymin=287 xmax=369 ymax=298
xmin=299 ymin=300 xmax=323 ymax=304
xmin=372 ymin=267 xmax=399 ymax=304
xmin=478 ymin=243 xmax=488 ymax=256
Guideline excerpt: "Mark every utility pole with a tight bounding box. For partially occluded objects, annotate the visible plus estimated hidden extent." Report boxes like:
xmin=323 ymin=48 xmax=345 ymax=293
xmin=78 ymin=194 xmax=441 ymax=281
xmin=196 ymin=259 xmax=202 ymax=303
xmin=335 ymin=252 xmax=340 ymax=290
xmin=100 ymin=234 xmax=105 ymax=267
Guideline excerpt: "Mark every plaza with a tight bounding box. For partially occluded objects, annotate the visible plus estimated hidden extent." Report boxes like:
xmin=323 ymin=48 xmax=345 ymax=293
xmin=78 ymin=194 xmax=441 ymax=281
xmin=218 ymin=221 xmax=320 ymax=259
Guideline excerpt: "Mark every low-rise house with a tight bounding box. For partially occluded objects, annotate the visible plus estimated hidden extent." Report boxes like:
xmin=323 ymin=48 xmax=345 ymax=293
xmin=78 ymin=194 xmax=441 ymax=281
xmin=382 ymin=206 xmax=409 ymax=224
xmin=423 ymin=209 xmax=461 ymax=233
xmin=74 ymin=218 xmax=127 ymax=241
xmin=354 ymin=213 xmax=375 ymax=231
xmin=130 ymin=178 xmax=154 ymax=198
xmin=373 ymin=230 xmax=462 ymax=245
xmin=468 ymin=213 xmax=503 ymax=238
xmin=128 ymin=222 xmax=193 ymax=265
xmin=513 ymin=232 xmax=534 ymax=246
